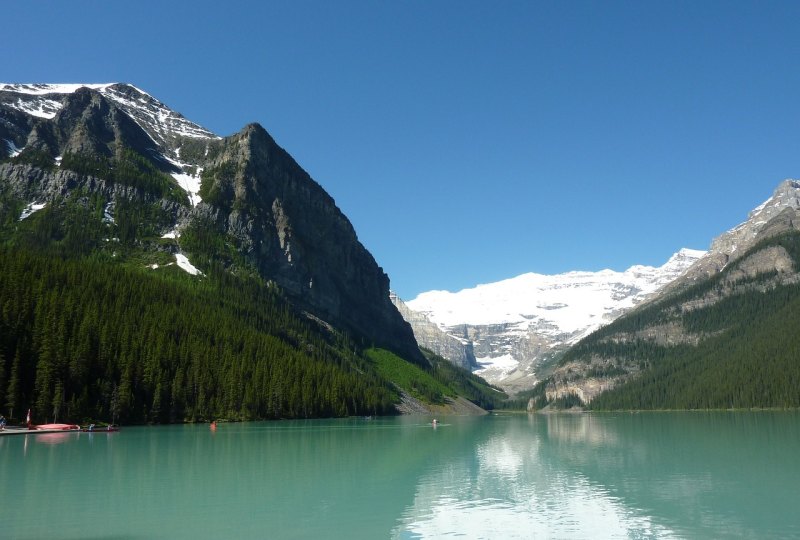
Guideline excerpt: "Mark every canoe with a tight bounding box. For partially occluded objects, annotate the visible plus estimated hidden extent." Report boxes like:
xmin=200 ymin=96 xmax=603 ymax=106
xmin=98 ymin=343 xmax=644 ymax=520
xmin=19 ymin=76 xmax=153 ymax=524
xmin=34 ymin=423 xmax=80 ymax=431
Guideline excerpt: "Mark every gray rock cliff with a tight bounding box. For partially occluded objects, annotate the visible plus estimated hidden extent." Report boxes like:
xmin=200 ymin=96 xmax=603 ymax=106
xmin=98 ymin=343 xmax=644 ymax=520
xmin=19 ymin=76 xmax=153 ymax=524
xmin=390 ymin=293 xmax=477 ymax=370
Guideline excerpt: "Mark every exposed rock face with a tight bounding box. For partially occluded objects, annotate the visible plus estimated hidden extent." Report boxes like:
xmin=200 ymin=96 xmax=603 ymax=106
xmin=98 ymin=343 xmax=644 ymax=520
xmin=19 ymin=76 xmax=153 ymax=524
xmin=0 ymin=83 xmax=423 ymax=364
xmin=390 ymin=293 xmax=476 ymax=370
xmin=203 ymin=124 xmax=423 ymax=362
xmin=666 ymin=180 xmax=800 ymax=292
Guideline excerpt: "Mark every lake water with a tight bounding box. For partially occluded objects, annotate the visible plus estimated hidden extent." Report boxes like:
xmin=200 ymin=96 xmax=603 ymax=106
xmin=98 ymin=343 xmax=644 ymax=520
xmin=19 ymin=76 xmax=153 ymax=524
xmin=1 ymin=412 xmax=798 ymax=539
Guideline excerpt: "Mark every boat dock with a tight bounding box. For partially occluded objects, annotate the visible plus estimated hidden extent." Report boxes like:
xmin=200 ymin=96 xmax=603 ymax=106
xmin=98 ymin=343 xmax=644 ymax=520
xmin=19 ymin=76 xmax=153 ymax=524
xmin=0 ymin=427 xmax=118 ymax=436
xmin=0 ymin=427 xmax=78 ymax=436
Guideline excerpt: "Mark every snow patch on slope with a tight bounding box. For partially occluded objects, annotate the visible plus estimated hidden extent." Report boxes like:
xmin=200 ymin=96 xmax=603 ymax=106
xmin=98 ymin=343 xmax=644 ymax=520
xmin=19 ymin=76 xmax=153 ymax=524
xmin=175 ymin=253 xmax=202 ymax=276
xmin=164 ymin=154 xmax=203 ymax=206
xmin=101 ymin=85 xmax=218 ymax=141
xmin=4 ymin=139 xmax=23 ymax=157
xmin=102 ymin=201 xmax=115 ymax=224
xmin=10 ymin=97 xmax=63 ymax=119
xmin=0 ymin=84 xmax=113 ymax=119
xmin=474 ymin=353 xmax=518 ymax=379
xmin=19 ymin=202 xmax=46 ymax=220
xmin=0 ymin=83 xmax=114 ymax=95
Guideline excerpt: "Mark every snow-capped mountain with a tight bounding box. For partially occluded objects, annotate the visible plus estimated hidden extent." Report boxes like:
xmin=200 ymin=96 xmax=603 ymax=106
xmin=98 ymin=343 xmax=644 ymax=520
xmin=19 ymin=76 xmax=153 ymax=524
xmin=0 ymin=83 xmax=218 ymax=144
xmin=1 ymin=83 xmax=218 ymax=208
xmin=0 ymin=83 xmax=424 ymax=365
xmin=1 ymin=83 xmax=209 ymax=275
xmin=405 ymin=248 xmax=704 ymax=391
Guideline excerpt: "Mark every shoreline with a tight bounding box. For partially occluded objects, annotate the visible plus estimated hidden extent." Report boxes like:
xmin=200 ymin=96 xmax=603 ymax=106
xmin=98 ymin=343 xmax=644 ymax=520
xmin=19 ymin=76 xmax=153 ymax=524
xmin=493 ymin=406 xmax=800 ymax=415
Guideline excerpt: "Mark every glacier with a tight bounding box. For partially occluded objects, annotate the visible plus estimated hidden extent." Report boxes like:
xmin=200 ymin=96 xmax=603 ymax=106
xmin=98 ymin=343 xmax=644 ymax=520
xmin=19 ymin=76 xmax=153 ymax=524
xmin=405 ymin=248 xmax=705 ymax=391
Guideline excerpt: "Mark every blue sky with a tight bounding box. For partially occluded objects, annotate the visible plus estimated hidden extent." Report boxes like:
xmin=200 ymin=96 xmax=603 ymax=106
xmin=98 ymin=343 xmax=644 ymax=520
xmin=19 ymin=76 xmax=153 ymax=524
xmin=5 ymin=1 xmax=800 ymax=299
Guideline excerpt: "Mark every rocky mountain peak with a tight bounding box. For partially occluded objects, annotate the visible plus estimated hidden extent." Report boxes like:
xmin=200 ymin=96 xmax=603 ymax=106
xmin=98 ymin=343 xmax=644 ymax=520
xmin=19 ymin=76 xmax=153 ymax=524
xmin=667 ymin=179 xmax=800 ymax=290
xmin=58 ymin=88 xmax=157 ymax=160
xmin=1 ymin=82 xmax=423 ymax=365
xmin=713 ymin=179 xmax=800 ymax=252
xmin=0 ymin=83 xmax=218 ymax=155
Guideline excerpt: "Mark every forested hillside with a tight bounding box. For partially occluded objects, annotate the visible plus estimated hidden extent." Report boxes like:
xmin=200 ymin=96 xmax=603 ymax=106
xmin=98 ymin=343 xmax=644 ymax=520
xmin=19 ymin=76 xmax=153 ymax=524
xmin=553 ymin=231 xmax=800 ymax=410
xmin=0 ymin=83 xmax=499 ymax=425
xmin=0 ymin=184 xmax=425 ymax=424
xmin=0 ymin=245 xmax=400 ymax=424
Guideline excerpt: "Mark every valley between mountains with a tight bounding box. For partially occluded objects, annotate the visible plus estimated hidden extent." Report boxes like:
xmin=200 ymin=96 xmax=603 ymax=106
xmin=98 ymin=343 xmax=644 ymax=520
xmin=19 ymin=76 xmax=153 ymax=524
xmin=1 ymin=83 xmax=798 ymax=424
xmin=400 ymin=179 xmax=800 ymax=410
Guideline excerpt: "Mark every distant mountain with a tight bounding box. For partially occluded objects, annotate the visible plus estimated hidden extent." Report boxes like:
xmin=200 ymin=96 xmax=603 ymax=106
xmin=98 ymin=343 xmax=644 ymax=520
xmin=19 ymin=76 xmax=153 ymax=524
xmin=405 ymin=249 xmax=704 ymax=392
xmin=0 ymin=82 xmax=475 ymax=423
xmin=543 ymin=179 xmax=800 ymax=409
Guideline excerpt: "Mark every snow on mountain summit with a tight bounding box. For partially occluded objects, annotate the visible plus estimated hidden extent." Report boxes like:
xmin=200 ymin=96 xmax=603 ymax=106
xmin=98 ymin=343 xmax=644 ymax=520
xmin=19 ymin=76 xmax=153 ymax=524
xmin=1 ymin=83 xmax=219 ymax=207
xmin=404 ymin=248 xmax=705 ymax=389
xmin=0 ymin=83 xmax=219 ymax=146
xmin=407 ymin=250 xmax=705 ymax=333
xmin=0 ymin=83 xmax=116 ymax=96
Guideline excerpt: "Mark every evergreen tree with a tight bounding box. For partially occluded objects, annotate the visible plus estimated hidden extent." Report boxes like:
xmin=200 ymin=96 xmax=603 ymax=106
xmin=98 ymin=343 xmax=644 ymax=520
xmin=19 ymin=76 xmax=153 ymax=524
xmin=5 ymin=350 xmax=22 ymax=421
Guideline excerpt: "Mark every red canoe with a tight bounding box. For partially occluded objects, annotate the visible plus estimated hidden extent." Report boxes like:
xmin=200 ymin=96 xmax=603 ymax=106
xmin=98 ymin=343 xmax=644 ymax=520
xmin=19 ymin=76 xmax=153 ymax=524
xmin=34 ymin=423 xmax=80 ymax=431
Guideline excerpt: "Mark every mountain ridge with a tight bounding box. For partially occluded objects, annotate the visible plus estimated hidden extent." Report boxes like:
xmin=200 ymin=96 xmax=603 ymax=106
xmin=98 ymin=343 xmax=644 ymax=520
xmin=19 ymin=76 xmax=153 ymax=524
xmin=542 ymin=178 xmax=800 ymax=407
xmin=0 ymin=83 xmax=218 ymax=145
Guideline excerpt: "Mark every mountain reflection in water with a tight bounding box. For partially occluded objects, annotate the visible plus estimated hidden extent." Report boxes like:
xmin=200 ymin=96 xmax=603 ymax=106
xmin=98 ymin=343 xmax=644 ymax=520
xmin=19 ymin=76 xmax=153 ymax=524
xmin=394 ymin=412 xmax=800 ymax=539
xmin=0 ymin=414 xmax=797 ymax=539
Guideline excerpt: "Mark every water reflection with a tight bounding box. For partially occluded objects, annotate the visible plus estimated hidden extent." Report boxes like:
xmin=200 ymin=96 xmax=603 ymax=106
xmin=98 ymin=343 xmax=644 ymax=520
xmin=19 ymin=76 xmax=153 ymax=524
xmin=1 ymin=413 xmax=797 ymax=539
xmin=395 ymin=412 xmax=800 ymax=538
xmin=35 ymin=432 xmax=79 ymax=445
xmin=393 ymin=414 xmax=679 ymax=539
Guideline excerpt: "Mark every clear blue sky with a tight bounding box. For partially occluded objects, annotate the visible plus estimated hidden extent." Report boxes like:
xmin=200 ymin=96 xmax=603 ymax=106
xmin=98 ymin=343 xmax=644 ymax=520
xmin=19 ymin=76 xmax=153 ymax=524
xmin=5 ymin=1 xmax=800 ymax=299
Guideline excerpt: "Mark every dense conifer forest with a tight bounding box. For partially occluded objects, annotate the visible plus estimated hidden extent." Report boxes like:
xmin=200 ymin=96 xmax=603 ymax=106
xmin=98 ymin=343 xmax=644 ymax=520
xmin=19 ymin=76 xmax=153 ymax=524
xmin=0 ymin=242 xmax=404 ymax=424
xmin=565 ymin=231 xmax=800 ymax=410
xmin=0 ymin=184 xmax=498 ymax=424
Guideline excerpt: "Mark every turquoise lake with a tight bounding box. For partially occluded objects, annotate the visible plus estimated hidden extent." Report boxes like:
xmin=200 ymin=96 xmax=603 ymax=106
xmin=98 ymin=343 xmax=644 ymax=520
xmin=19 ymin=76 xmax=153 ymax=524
xmin=1 ymin=412 xmax=798 ymax=539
